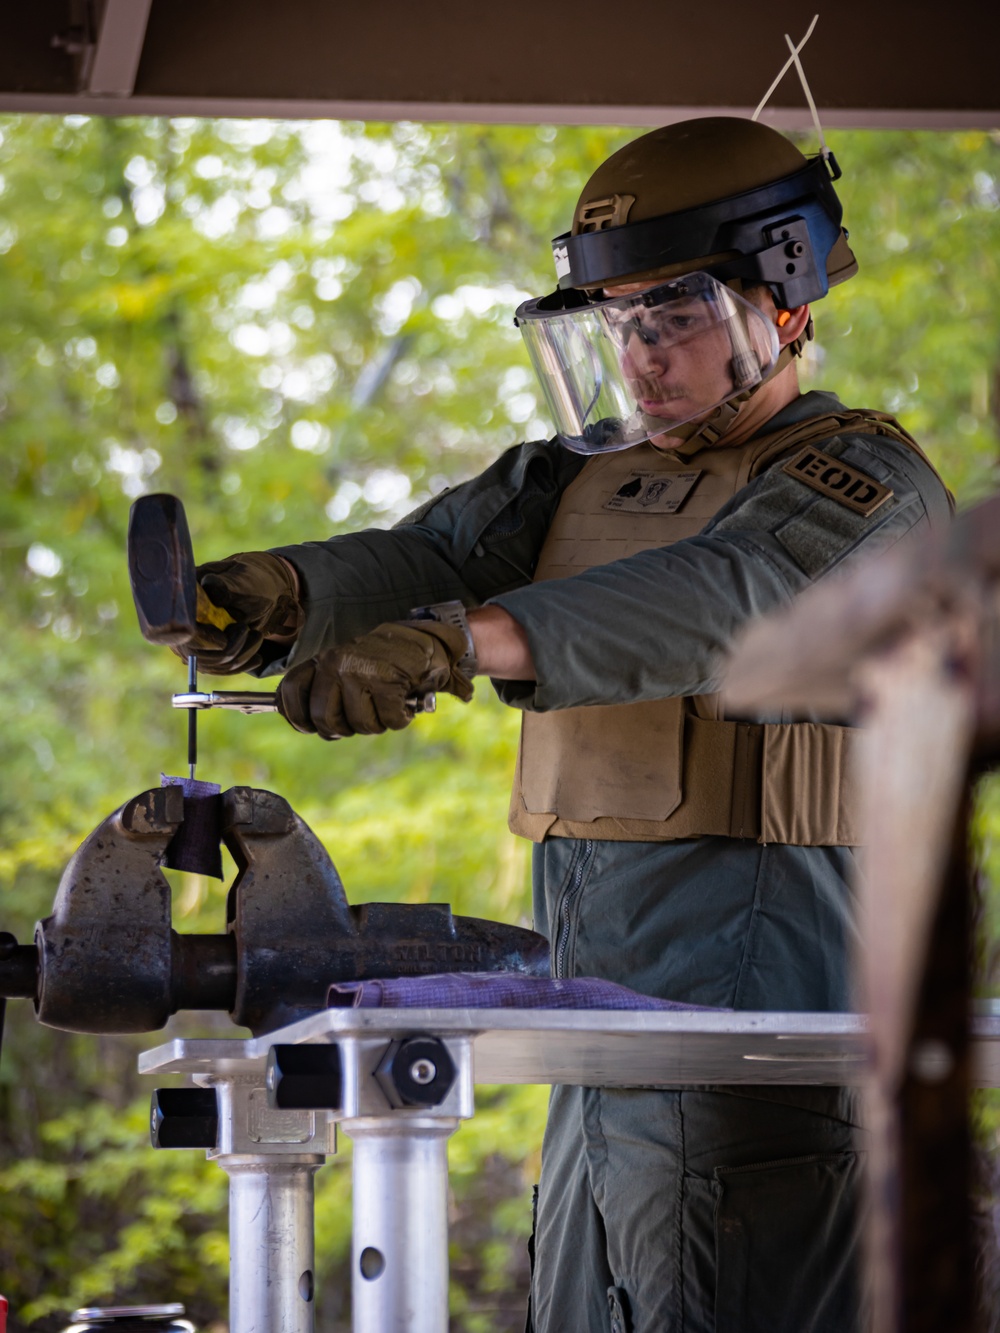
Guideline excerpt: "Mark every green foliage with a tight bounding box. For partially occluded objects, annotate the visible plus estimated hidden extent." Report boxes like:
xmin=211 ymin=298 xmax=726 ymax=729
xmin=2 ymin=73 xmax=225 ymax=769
xmin=801 ymin=129 xmax=1000 ymax=499
xmin=0 ymin=114 xmax=999 ymax=1329
xmin=0 ymin=113 xmax=631 ymax=1330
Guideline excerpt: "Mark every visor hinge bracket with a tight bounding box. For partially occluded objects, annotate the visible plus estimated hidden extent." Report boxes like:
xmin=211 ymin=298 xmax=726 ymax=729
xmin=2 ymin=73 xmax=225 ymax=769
xmin=749 ymin=217 xmax=820 ymax=307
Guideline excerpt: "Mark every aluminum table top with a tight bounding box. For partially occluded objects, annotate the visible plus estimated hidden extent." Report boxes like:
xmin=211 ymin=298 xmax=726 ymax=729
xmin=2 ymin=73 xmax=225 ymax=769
xmin=139 ymin=1009 xmax=1000 ymax=1088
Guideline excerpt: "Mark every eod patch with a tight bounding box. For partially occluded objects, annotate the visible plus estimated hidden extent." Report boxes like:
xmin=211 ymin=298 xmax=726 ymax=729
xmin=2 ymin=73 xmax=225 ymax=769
xmin=781 ymin=447 xmax=893 ymax=517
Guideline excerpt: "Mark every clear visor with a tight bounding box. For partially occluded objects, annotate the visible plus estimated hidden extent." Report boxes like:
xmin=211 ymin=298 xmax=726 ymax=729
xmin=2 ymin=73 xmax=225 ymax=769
xmin=516 ymin=272 xmax=780 ymax=454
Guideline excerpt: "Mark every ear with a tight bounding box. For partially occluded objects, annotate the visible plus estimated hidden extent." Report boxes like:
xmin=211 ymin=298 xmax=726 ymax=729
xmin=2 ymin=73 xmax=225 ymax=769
xmin=774 ymin=303 xmax=811 ymax=347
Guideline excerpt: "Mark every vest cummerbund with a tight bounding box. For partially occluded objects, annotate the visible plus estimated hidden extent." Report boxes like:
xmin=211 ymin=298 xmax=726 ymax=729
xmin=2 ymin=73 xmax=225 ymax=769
xmin=508 ymin=408 xmax=927 ymax=846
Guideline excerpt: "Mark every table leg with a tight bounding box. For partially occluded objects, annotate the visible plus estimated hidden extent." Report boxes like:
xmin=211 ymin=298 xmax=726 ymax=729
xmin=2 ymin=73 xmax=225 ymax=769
xmin=345 ymin=1117 xmax=459 ymax=1333
xmin=220 ymin=1154 xmax=324 ymax=1333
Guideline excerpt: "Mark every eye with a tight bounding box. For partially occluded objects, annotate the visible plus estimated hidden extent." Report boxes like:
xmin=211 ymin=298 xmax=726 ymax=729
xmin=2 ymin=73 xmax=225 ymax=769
xmin=661 ymin=307 xmax=713 ymax=336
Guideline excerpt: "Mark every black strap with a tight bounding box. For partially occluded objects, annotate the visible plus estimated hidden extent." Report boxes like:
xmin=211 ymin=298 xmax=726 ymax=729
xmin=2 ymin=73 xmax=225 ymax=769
xmin=557 ymin=156 xmax=844 ymax=308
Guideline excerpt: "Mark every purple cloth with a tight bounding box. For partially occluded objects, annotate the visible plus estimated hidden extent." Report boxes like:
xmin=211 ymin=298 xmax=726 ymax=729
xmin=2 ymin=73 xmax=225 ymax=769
xmin=160 ymin=774 xmax=223 ymax=878
xmin=328 ymin=972 xmax=720 ymax=1011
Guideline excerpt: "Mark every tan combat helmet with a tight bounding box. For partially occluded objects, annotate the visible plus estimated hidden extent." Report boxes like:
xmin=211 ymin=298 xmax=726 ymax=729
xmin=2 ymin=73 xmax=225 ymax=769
xmin=553 ymin=116 xmax=857 ymax=308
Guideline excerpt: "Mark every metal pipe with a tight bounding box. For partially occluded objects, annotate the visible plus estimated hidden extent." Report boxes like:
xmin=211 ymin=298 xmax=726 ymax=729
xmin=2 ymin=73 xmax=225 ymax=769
xmin=220 ymin=1155 xmax=323 ymax=1333
xmin=346 ymin=1117 xmax=457 ymax=1333
xmin=170 ymin=933 xmax=236 ymax=1012
xmin=0 ymin=935 xmax=38 ymax=1000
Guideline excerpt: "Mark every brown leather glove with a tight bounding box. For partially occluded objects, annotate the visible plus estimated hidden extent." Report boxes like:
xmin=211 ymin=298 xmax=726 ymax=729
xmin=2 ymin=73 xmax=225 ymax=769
xmin=277 ymin=621 xmax=474 ymax=739
xmin=170 ymin=552 xmax=303 ymax=675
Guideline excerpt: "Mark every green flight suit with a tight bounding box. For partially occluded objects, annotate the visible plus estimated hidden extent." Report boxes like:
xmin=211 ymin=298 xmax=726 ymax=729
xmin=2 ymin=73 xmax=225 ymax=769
xmin=261 ymin=390 xmax=951 ymax=1331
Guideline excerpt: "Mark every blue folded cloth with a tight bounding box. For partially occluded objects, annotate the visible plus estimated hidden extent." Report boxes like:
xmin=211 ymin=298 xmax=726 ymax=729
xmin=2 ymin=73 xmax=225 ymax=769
xmin=328 ymin=972 xmax=719 ymax=1011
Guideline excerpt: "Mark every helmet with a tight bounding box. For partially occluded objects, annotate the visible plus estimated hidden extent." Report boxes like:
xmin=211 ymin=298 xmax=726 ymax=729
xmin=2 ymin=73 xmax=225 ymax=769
xmin=516 ymin=117 xmax=857 ymax=454
xmin=558 ymin=117 xmax=856 ymax=305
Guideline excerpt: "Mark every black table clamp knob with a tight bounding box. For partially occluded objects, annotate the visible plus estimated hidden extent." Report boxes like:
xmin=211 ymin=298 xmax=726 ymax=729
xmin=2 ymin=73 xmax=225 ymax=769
xmin=266 ymin=1043 xmax=343 ymax=1110
xmin=150 ymin=1087 xmax=219 ymax=1150
xmin=375 ymin=1035 xmax=456 ymax=1109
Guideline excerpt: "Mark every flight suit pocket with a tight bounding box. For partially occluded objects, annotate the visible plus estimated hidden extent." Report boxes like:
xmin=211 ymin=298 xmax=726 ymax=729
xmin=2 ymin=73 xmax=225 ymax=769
xmin=713 ymin=1152 xmax=862 ymax=1333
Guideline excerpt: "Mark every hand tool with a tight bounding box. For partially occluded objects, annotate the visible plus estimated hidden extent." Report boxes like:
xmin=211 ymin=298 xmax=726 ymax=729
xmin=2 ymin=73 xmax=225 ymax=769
xmin=127 ymin=494 xmax=433 ymax=765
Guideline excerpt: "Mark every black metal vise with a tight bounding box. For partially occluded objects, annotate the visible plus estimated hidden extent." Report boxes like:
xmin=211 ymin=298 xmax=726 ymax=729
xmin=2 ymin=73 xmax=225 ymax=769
xmin=0 ymin=786 xmax=548 ymax=1036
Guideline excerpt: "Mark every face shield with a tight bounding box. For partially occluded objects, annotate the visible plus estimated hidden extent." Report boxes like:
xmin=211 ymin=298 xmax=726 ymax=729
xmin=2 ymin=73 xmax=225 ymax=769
xmin=515 ymin=272 xmax=780 ymax=454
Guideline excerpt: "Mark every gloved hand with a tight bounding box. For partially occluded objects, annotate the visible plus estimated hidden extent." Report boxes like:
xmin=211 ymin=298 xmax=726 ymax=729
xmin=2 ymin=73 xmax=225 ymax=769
xmin=170 ymin=552 xmax=303 ymax=675
xmin=277 ymin=621 xmax=474 ymax=739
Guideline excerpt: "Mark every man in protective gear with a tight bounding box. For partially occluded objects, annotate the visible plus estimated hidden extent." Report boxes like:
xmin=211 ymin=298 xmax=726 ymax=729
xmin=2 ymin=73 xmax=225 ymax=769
xmin=175 ymin=118 xmax=951 ymax=1330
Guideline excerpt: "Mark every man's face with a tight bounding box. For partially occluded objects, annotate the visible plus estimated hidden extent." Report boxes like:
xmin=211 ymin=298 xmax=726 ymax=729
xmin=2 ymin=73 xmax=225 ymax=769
xmin=515 ymin=269 xmax=788 ymax=456
xmin=606 ymin=279 xmax=740 ymax=448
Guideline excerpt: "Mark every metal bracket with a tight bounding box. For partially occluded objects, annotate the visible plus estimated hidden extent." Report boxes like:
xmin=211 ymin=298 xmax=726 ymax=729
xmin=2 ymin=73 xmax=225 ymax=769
xmin=752 ymin=216 xmax=822 ymax=307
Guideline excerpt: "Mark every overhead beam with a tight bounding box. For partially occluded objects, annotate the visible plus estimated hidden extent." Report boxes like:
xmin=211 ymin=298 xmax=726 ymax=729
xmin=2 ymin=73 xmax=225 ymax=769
xmin=0 ymin=0 xmax=996 ymax=129
xmin=0 ymin=95 xmax=997 ymax=132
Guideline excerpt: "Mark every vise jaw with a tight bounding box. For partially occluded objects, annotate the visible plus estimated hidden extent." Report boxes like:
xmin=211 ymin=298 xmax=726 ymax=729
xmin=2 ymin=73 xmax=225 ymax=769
xmin=15 ymin=785 xmax=549 ymax=1037
xmin=36 ymin=785 xmax=184 ymax=1033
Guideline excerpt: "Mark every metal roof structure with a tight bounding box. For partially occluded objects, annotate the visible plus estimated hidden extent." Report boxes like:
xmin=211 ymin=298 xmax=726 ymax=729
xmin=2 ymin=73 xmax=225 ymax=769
xmin=0 ymin=0 xmax=996 ymax=129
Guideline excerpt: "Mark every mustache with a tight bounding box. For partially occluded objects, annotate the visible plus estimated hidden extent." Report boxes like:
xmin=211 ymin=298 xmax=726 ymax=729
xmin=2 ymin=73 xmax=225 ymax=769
xmin=626 ymin=369 xmax=737 ymax=405
xmin=626 ymin=371 xmax=690 ymax=403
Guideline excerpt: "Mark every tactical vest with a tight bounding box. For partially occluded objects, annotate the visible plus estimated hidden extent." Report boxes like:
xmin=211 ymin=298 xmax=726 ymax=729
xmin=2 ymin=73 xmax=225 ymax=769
xmin=508 ymin=407 xmax=934 ymax=847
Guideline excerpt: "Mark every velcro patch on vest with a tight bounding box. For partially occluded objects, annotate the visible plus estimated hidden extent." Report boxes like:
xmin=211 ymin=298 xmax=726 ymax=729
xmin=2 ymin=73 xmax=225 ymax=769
xmin=782 ymin=448 xmax=893 ymax=516
xmin=604 ymin=469 xmax=702 ymax=514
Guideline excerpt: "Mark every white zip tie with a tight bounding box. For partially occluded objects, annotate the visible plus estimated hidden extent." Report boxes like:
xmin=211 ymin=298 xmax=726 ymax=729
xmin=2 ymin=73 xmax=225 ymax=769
xmin=751 ymin=14 xmax=821 ymax=132
xmin=784 ymin=21 xmax=829 ymax=160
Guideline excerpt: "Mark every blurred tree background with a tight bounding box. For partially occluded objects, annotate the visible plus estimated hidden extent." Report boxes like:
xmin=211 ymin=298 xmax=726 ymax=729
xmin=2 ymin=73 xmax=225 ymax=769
xmin=0 ymin=116 xmax=999 ymax=1329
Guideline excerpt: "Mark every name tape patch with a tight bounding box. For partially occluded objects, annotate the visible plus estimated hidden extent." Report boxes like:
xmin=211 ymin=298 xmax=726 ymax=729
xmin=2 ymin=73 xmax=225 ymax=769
xmin=604 ymin=469 xmax=702 ymax=514
xmin=781 ymin=448 xmax=894 ymax=517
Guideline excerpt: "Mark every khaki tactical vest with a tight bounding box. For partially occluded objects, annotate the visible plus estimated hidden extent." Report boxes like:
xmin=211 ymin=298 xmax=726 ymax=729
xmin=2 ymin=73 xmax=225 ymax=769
xmin=509 ymin=408 xmax=934 ymax=847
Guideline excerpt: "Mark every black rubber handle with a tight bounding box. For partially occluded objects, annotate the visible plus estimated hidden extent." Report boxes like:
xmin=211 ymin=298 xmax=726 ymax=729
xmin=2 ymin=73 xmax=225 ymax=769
xmin=150 ymin=1087 xmax=219 ymax=1150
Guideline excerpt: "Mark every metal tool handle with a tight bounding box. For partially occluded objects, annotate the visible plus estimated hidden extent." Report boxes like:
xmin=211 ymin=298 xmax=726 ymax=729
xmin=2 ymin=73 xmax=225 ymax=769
xmin=172 ymin=690 xmax=437 ymax=717
xmin=173 ymin=690 xmax=280 ymax=715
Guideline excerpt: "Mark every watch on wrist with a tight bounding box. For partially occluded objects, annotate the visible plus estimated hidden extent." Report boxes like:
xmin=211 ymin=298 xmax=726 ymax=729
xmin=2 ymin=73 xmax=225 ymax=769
xmin=407 ymin=600 xmax=479 ymax=678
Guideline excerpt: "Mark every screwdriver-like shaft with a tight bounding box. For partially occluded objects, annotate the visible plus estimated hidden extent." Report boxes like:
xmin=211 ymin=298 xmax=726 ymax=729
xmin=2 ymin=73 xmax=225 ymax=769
xmin=187 ymin=655 xmax=198 ymax=779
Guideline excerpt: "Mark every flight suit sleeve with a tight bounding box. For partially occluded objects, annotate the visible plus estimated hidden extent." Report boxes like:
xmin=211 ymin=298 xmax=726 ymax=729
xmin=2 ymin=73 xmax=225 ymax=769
xmin=251 ymin=437 xmax=584 ymax=674
xmin=488 ymin=432 xmax=952 ymax=711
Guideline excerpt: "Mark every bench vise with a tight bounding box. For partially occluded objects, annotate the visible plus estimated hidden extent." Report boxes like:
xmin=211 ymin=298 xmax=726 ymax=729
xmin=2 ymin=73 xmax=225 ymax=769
xmin=0 ymin=785 xmax=548 ymax=1037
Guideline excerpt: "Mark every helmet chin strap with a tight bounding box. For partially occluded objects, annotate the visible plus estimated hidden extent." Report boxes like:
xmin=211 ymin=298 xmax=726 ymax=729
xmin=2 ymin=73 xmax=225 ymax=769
xmin=671 ymin=340 xmax=801 ymax=449
xmin=649 ymin=272 xmax=807 ymax=452
xmin=655 ymin=267 xmax=811 ymax=453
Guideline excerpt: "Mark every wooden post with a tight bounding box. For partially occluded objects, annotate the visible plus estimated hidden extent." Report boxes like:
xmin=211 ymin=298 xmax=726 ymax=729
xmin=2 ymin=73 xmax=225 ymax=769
xmin=724 ymin=495 xmax=1000 ymax=1332
xmin=855 ymin=626 xmax=976 ymax=1333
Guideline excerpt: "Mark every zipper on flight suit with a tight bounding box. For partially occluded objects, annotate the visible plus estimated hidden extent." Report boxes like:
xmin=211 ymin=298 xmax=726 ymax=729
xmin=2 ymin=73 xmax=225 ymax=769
xmin=472 ymin=539 xmax=537 ymax=584
xmin=553 ymin=840 xmax=595 ymax=978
